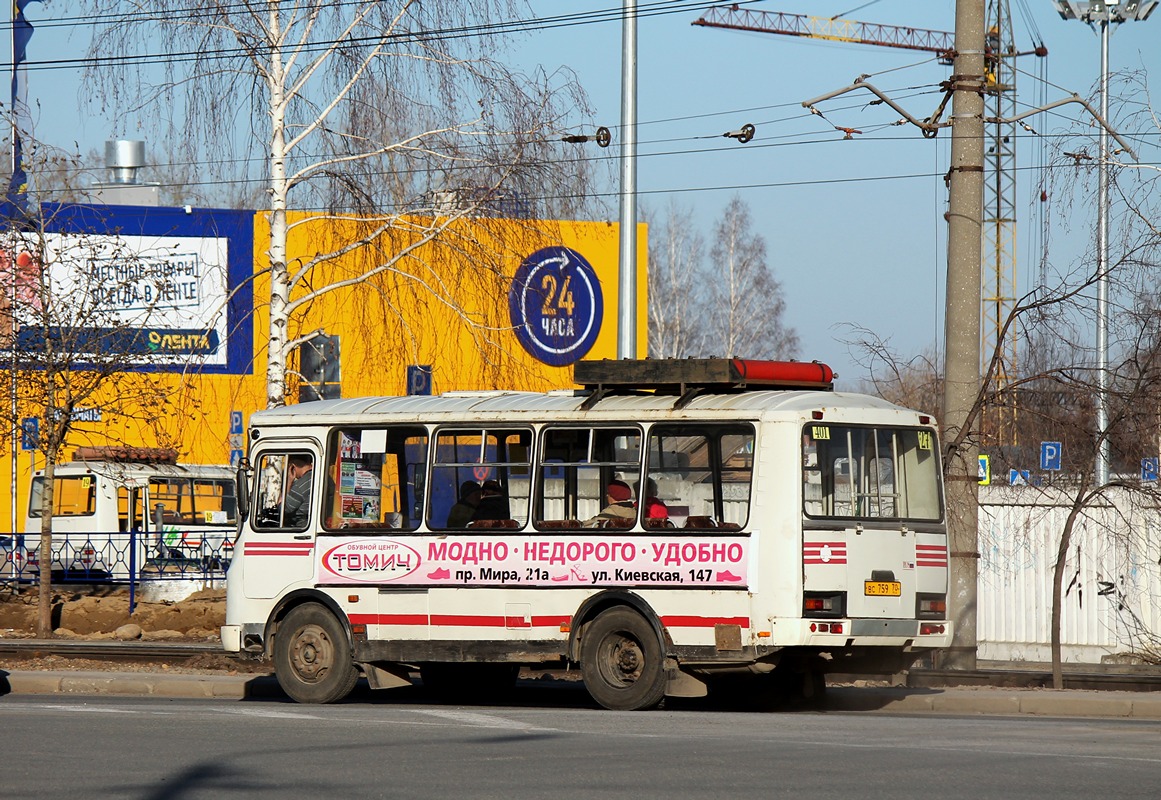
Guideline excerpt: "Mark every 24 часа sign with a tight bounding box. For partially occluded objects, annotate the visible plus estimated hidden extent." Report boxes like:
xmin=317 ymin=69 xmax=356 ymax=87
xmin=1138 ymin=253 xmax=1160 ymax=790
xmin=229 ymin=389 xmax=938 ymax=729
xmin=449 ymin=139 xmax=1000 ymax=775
xmin=508 ymin=246 xmax=603 ymax=366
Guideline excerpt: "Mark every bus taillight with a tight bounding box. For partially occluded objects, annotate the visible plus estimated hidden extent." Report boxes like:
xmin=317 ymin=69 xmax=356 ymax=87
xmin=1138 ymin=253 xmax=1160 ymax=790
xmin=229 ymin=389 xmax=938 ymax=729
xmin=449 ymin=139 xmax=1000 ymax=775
xmin=803 ymin=591 xmax=845 ymax=618
xmin=920 ymin=623 xmax=946 ymax=635
xmin=916 ymin=593 xmax=947 ymax=619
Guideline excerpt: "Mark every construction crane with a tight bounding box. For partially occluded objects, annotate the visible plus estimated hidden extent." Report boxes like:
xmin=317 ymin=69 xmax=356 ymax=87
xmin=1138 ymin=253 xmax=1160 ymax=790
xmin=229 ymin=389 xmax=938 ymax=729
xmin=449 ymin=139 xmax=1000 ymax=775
xmin=694 ymin=4 xmax=1046 ymax=446
xmin=983 ymin=1 xmax=1020 ymax=448
xmin=692 ymin=5 xmax=954 ymax=59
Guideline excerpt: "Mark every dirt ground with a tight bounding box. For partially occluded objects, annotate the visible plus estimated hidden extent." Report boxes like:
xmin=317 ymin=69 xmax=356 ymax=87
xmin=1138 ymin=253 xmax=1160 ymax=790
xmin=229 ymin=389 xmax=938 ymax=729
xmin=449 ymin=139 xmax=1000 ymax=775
xmin=0 ymin=585 xmax=226 ymax=641
xmin=0 ymin=584 xmax=264 ymax=673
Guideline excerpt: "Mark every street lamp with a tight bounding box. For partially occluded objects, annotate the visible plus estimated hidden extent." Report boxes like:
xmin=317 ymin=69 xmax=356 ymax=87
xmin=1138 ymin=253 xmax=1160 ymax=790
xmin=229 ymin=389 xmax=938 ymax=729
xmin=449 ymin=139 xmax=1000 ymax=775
xmin=1052 ymin=0 xmax=1156 ymax=485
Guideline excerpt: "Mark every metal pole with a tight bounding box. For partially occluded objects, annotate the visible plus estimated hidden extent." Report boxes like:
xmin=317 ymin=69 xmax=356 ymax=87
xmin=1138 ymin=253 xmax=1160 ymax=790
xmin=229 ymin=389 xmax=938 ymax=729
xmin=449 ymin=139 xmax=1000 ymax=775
xmin=1095 ymin=18 xmax=1111 ymax=486
xmin=9 ymin=256 xmax=16 ymax=542
xmin=128 ymin=526 xmax=137 ymax=615
xmin=9 ymin=3 xmax=17 ymax=543
xmin=616 ymin=0 xmax=638 ymax=359
xmin=941 ymin=0 xmax=986 ymax=671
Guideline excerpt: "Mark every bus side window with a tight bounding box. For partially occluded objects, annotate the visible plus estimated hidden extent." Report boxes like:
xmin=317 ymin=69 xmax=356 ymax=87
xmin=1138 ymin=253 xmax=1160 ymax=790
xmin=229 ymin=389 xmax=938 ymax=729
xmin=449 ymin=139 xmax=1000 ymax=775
xmin=323 ymin=427 xmax=429 ymax=531
xmin=646 ymin=424 xmax=753 ymax=530
xmin=534 ymin=426 xmax=640 ymax=530
xmin=429 ymin=427 xmax=531 ymax=530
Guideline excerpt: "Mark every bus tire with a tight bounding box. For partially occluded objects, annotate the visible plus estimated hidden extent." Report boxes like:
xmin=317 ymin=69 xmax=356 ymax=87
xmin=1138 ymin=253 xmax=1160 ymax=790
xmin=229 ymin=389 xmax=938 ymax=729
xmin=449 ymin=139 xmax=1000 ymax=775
xmin=274 ymin=603 xmax=359 ymax=704
xmin=581 ymin=607 xmax=667 ymax=711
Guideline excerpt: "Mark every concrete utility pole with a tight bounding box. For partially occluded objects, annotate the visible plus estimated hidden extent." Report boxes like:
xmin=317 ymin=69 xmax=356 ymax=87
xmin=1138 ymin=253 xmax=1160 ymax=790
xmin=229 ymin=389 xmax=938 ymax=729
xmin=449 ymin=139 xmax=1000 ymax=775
xmin=942 ymin=0 xmax=986 ymax=671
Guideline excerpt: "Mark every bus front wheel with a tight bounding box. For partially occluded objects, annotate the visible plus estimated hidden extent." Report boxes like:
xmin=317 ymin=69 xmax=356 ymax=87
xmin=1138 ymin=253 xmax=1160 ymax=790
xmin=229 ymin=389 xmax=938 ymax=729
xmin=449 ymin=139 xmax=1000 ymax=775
xmin=274 ymin=603 xmax=359 ymax=704
xmin=581 ymin=607 xmax=667 ymax=711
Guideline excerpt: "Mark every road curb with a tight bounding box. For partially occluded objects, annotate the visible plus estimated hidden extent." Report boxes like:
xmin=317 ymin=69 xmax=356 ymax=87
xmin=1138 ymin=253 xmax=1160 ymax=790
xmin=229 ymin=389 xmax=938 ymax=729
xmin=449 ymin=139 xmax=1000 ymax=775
xmin=4 ymin=670 xmax=1161 ymax=718
xmin=825 ymin=686 xmax=1161 ymax=719
xmin=1 ymin=669 xmax=285 ymax=700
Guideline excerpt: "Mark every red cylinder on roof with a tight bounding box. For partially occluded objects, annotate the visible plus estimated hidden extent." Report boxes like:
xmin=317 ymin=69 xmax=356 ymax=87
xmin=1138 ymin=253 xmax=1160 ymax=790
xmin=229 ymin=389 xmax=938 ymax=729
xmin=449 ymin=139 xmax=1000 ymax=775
xmin=730 ymin=358 xmax=834 ymax=385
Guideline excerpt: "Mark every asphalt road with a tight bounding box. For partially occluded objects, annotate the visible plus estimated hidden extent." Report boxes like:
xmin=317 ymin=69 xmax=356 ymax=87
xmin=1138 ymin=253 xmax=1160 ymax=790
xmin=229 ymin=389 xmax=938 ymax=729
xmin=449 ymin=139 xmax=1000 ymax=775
xmin=4 ymin=693 xmax=1161 ymax=799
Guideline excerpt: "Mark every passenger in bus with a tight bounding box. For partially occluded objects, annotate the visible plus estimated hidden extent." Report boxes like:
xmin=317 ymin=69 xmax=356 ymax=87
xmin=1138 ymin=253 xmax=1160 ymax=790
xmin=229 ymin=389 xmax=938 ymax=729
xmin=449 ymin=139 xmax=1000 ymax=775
xmin=470 ymin=480 xmax=510 ymax=522
xmin=637 ymin=477 xmax=669 ymax=521
xmin=584 ymin=480 xmax=635 ymax=527
xmin=446 ymin=480 xmax=481 ymax=528
xmin=284 ymin=455 xmax=314 ymax=528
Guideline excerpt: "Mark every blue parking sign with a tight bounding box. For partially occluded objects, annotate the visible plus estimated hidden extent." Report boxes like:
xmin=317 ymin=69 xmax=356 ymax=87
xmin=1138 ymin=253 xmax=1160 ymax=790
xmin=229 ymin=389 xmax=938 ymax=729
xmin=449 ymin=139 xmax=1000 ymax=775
xmin=407 ymin=365 xmax=432 ymax=395
xmin=20 ymin=417 xmax=38 ymax=451
xmin=1143 ymin=458 xmax=1159 ymax=482
xmin=1040 ymin=442 xmax=1062 ymax=472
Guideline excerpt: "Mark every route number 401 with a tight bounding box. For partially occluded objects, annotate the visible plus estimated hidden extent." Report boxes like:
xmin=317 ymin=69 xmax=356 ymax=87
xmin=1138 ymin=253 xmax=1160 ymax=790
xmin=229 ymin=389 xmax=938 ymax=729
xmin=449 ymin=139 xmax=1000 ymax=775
xmin=540 ymin=274 xmax=575 ymax=316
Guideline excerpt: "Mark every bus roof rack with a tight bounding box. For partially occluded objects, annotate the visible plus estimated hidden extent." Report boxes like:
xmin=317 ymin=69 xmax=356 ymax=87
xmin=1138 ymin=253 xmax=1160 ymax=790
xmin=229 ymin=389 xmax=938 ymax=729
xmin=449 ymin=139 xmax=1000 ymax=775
xmin=574 ymin=358 xmax=834 ymax=409
xmin=72 ymin=446 xmax=180 ymax=465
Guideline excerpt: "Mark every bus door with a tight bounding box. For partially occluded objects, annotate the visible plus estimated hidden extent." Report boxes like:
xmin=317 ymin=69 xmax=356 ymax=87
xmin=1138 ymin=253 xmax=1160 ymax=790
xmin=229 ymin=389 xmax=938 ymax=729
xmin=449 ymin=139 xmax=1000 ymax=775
xmin=803 ymin=424 xmax=944 ymax=626
xmin=244 ymin=442 xmax=321 ymax=600
xmin=116 ymin=480 xmax=154 ymax=577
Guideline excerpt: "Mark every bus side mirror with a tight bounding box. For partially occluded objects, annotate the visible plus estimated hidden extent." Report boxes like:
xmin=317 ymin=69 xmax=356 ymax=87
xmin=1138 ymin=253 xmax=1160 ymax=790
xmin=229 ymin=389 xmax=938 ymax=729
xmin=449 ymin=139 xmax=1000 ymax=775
xmin=236 ymin=458 xmax=252 ymax=519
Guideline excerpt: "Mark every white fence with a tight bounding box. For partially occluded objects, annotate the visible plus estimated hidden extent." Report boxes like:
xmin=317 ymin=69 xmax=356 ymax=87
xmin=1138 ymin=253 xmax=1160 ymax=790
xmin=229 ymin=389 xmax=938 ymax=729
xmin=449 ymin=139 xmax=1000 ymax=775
xmin=978 ymin=486 xmax=1161 ymax=663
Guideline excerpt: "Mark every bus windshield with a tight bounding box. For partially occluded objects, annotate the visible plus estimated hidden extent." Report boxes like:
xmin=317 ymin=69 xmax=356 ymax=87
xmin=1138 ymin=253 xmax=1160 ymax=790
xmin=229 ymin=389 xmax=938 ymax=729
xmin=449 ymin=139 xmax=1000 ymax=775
xmin=802 ymin=423 xmax=941 ymax=521
xmin=29 ymin=476 xmax=97 ymax=518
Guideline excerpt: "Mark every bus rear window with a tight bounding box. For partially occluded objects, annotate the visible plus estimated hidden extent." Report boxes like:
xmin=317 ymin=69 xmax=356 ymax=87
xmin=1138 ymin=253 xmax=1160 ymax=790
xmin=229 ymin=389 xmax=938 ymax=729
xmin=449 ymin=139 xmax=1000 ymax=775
xmin=29 ymin=476 xmax=97 ymax=518
xmin=803 ymin=424 xmax=941 ymax=521
xmin=148 ymin=478 xmax=237 ymax=526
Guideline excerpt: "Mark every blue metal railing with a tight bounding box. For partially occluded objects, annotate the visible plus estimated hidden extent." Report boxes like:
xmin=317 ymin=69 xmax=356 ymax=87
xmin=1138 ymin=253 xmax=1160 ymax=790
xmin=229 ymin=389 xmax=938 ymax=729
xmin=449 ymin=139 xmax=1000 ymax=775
xmin=1 ymin=529 xmax=232 ymax=590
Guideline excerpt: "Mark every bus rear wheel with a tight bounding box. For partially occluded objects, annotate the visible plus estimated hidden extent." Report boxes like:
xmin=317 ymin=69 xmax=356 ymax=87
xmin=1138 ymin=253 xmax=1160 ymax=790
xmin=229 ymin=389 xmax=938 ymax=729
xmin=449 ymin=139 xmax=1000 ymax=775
xmin=581 ymin=607 xmax=667 ymax=711
xmin=274 ymin=603 xmax=359 ymax=704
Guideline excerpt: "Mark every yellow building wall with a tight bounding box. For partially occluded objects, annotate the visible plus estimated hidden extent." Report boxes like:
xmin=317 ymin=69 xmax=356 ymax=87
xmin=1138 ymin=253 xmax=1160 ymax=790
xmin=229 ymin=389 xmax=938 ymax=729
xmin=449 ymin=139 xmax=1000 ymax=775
xmin=2 ymin=211 xmax=647 ymax=534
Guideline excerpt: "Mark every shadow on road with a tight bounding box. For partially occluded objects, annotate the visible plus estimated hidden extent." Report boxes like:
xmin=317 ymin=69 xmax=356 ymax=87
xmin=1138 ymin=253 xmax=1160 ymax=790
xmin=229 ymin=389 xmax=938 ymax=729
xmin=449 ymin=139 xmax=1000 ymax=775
xmin=245 ymin=671 xmax=943 ymax=713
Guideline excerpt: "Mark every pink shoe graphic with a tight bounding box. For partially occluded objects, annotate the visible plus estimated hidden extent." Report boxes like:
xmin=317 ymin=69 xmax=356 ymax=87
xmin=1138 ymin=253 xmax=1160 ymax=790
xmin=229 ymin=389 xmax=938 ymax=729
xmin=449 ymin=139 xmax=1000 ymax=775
xmin=427 ymin=568 xmax=451 ymax=579
xmin=715 ymin=570 xmax=742 ymax=582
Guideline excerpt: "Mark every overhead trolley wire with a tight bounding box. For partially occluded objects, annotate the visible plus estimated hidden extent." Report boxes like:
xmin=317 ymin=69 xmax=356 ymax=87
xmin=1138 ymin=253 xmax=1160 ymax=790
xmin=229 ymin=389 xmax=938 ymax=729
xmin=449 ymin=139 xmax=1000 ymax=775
xmin=14 ymin=0 xmax=761 ymax=72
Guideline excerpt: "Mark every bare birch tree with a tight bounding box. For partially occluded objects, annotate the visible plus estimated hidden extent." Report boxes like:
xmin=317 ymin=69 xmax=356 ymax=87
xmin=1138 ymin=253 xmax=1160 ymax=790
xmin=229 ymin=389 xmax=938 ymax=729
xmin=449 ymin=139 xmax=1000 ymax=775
xmin=79 ymin=2 xmax=598 ymax=407
xmin=707 ymin=195 xmax=798 ymax=360
xmin=645 ymin=196 xmax=797 ymax=360
xmin=646 ymin=201 xmax=708 ymax=359
xmin=1 ymin=207 xmax=182 ymax=637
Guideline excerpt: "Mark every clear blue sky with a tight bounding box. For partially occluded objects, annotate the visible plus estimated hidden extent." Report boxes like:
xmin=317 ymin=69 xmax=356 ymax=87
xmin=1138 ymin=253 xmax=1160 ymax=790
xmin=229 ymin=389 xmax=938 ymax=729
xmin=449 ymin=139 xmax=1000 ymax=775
xmin=20 ymin=1 xmax=1161 ymax=389
xmin=512 ymin=0 xmax=1161 ymax=388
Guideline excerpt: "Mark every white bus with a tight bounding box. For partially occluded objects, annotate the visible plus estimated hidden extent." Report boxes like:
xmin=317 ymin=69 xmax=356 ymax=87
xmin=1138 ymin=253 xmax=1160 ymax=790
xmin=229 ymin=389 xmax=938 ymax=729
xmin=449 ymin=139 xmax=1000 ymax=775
xmin=21 ymin=447 xmax=237 ymax=579
xmin=222 ymin=359 xmax=951 ymax=709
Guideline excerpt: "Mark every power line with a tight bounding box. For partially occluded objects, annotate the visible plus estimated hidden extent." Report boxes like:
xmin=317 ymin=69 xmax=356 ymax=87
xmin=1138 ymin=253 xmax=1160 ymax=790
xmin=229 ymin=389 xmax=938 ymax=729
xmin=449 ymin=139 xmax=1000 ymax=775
xmin=16 ymin=1 xmax=758 ymax=72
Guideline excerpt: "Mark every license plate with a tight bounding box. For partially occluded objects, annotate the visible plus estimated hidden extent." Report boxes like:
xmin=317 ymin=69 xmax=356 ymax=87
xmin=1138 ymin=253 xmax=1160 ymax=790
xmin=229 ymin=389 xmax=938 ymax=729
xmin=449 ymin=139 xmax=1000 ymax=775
xmin=864 ymin=581 xmax=901 ymax=597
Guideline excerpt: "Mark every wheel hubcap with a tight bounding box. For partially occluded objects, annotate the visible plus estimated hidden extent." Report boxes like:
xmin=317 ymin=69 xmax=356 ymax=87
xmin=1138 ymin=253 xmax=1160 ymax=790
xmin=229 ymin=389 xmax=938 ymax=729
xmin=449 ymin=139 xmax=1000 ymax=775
xmin=291 ymin=624 xmax=332 ymax=682
xmin=603 ymin=634 xmax=643 ymax=686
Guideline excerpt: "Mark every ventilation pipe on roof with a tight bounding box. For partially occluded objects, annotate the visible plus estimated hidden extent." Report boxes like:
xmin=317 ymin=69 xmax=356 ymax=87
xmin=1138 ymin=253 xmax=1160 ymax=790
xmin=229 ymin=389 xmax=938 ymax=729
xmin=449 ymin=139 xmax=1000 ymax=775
xmin=105 ymin=139 xmax=146 ymax=185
